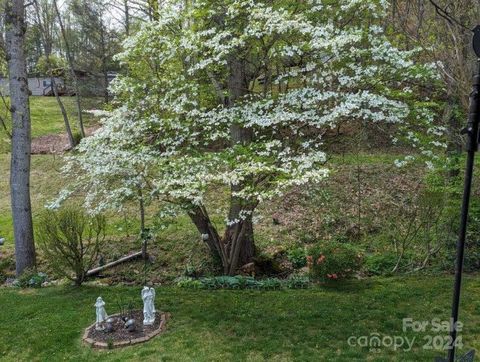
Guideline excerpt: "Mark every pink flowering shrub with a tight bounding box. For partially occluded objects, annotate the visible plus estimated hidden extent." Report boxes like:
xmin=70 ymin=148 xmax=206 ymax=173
xmin=307 ymin=242 xmax=363 ymax=281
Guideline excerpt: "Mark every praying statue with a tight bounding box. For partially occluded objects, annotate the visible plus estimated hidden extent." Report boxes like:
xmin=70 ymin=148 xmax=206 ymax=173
xmin=94 ymin=296 xmax=108 ymax=330
xmin=141 ymin=286 xmax=156 ymax=325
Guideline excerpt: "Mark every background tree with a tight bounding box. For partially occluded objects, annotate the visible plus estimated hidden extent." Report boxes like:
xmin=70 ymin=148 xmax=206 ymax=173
xmin=107 ymin=0 xmax=154 ymax=34
xmin=5 ymin=0 xmax=36 ymax=275
xmin=31 ymin=0 xmax=76 ymax=148
xmin=53 ymin=0 xmax=85 ymax=138
xmin=70 ymin=0 xmax=121 ymax=103
xmin=389 ymin=0 xmax=479 ymax=175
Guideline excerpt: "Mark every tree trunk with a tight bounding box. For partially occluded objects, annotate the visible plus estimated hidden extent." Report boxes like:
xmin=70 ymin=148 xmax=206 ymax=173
xmin=51 ymin=77 xmax=76 ymax=148
xmin=445 ymin=99 xmax=462 ymax=179
xmin=188 ymin=205 xmax=228 ymax=273
xmin=189 ymin=204 xmax=256 ymax=275
xmin=224 ymin=56 xmax=256 ymax=272
xmin=53 ymin=0 xmax=85 ymax=138
xmin=99 ymin=23 xmax=109 ymax=104
xmin=187 ymin=48 xmax=257 ymax=275
xmin=5 ymin=0 xmax=36 ymax=275
xmin=189 ymin=56 xmax=256 ymax=274
xmin=138 ymin=188 xmax=148 ymax=260
xmin=124 ymin=0 xmax=130 ymax=36
xmin=224 ymin=214 xmax=255 ymax=274
xmin=102 ymin=59 xmax=109 ymax=103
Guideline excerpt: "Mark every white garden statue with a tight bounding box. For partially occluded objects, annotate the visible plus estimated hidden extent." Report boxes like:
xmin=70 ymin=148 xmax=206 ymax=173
xmin=94 ymin=297 xmax=108 ymax=331
xmin=141 ymin=286 xmax=156 ymax=325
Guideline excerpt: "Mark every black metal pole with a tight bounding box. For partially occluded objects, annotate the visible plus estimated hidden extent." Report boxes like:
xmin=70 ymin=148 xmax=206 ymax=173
xmin=447 ymin=60 xmax=480 ymax=362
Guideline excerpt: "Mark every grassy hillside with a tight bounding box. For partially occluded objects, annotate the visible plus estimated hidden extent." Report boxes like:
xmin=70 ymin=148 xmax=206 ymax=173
xmin=0 ymin=96 xmax=102 ymax=153
xmin=0 ymin=97 xmax=473 ymax=283
xmin=0 ymin=150 xmax=431 ymax=283
xmin=0 ymin=155 xmax=66 ymax=247
xmin=0 ymin=152 xmax=215 ymax=282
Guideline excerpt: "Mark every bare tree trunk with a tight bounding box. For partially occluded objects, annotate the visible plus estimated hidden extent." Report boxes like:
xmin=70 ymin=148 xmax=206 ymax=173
xmin=223 ymin=56 xmax=256 ymax=274
xmin=188 ymin=205 xmax=228 ymax=273
xmin=445 ymin=86 xmax=461 ymax=179
xmin=102 ymin=64 xmax=109 ymax=103
xmin=138 ymin=188 xmax=147 ymax=260
xmin=53 ymin=0 xmax=86 ymax=138
xmin=100 ymin=24 xmax=109 ymax=104
xmin=5 ymin=0 xmax=36 ymax=275
xmin=124 ymin=0 xmax=130 ymax=36
xmin=51 ymin=77 xmax=76 ymax=148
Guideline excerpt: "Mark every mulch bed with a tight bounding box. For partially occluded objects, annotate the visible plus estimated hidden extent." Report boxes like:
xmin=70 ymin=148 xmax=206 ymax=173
xmin=31 ymin=126 xmax=99 ymax=154
xmin=31 ymin=133 xmax=71 ymax=154
xmin=83 ymin=310 xmax=169 ymax=349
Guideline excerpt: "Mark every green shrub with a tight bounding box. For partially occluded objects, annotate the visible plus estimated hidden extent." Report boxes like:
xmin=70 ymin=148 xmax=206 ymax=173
xmin=0 ymin=257 xmax=15 ymax=284
xmin=307 ymin=242 xmax=363 ymax=281
xmin=15 ymin=268 xmax=48 ymax=288
xmin=176 ymin=275 xmax=311 ymax=290
xmin=176 ymin=276 xmax=204 ymax=289
xmin=201 ymin=276 xmax=244 ymax=289
xmin=257 ymin=278 xmax=283 ymax=290
xmin=298 ymin=233 xmax=317 ymax=244
xmin=72 ymin=131 xmax=83 ymax=146
xmin=196 ymin=276 xmax=217 ymax=289
xmin=285 ymin=274 xmax=310 ymax=289
xmin=37 ymin=208 xmax=106 ymax=286
xmin=287 ymin=247 xmax=307 ymax=269
xmin=365 ymin=253 xmax=401 ymax=276
xmin=184 ymin=264 xmax=199 ymax=278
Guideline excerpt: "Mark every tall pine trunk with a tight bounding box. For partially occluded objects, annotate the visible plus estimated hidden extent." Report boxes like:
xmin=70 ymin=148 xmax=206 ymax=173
xmin=5 ymin=0 xmax=36 ymax=275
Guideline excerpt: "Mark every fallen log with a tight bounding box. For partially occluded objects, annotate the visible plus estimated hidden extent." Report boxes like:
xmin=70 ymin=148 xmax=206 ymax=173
xmin=86 ymin=251 xmax=143 ymax=277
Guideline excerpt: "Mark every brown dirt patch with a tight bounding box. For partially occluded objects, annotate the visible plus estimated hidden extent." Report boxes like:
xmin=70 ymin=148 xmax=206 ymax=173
xmin=31 ymin=126 xmax=99 ymax=154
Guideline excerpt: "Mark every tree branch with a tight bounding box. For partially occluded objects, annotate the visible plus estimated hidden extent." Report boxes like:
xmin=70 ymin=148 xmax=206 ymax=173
xmin=428 ymin=0 xmax=472 ymax=32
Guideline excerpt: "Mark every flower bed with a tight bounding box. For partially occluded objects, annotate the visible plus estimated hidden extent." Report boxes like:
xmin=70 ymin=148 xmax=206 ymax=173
xmin=82 ymin=310 xmax=169 ymax=349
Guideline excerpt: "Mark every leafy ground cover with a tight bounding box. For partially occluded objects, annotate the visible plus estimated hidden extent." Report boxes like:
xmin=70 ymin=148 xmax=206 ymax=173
xmin=1 ymin=275 xmax=480 ymax=361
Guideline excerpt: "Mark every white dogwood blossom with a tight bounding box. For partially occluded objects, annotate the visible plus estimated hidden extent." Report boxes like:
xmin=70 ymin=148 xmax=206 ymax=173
xmin=57 ymin=0 xmax=441 ymax=219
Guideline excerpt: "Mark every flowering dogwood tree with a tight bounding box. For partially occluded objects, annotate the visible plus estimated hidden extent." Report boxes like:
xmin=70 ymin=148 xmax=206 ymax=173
xmin=57 ymin=0 xmax=439 ymax=274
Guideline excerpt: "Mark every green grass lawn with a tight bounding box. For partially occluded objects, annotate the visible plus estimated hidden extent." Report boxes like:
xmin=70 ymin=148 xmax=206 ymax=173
xmin=0 ymin=154 xmax=67 ymax=249
xmin=1 ymin=275 xmax=479 ymax=361
xmin=0 ymin=96 xmax=102 ymax=153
